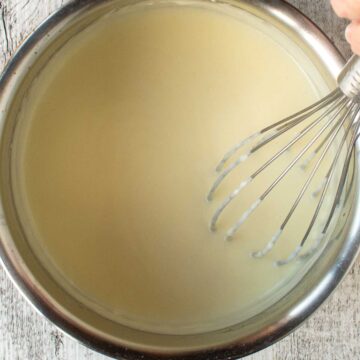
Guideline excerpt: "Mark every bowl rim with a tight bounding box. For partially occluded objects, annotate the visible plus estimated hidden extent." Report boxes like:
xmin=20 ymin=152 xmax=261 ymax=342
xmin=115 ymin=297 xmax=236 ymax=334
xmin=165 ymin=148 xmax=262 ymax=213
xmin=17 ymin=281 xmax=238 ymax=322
xmin=0 ymin=1 xmax=358 ymax=359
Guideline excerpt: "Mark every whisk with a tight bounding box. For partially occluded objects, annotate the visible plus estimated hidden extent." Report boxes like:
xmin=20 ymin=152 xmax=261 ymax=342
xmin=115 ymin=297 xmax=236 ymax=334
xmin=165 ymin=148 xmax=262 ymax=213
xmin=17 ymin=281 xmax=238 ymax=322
xmin=208 ymin=55 xmax=360 ymax=266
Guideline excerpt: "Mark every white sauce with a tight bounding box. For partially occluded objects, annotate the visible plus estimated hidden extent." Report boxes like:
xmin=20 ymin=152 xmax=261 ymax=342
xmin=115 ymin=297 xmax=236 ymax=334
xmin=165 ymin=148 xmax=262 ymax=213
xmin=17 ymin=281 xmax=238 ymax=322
xmin=14 ymin=2 xmax=338 ymax=334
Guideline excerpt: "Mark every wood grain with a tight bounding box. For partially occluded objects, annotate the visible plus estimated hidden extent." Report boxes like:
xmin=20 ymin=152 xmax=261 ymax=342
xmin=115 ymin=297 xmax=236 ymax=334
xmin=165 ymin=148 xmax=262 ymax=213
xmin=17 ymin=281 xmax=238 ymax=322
xmin=0 ymin=0 xmax=359 ymax=359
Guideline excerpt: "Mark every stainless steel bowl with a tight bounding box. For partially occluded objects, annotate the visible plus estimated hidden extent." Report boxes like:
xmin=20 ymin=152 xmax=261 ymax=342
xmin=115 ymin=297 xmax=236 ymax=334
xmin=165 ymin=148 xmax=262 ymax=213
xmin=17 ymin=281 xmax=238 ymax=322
xmin=0 ymin=0 xmax=359 ymax=359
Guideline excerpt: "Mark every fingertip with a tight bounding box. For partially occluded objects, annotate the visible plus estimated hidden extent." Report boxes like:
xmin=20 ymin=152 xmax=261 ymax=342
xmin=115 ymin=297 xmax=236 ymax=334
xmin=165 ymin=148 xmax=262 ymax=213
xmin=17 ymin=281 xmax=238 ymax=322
xmin=350 ymin=41 xmax=360 ymax=56
xmin=331 ymin=0 xmax=348 ymax=18
xmin=346 ymin=22 xmax=360 ymax=55
xmin=345 ymin=23 xmax=353 ymax=43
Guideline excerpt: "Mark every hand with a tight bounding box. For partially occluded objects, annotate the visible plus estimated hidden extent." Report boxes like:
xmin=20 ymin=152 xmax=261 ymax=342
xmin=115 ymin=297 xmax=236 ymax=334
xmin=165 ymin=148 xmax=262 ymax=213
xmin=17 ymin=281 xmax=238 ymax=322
xmin=331 ymin=0 xmax=360 ymax=54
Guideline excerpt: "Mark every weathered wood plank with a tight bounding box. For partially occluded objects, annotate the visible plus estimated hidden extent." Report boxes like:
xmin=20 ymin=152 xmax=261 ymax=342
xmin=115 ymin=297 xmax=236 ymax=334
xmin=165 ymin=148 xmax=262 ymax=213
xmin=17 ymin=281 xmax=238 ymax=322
xmin=0 ymin=1 xmax=358 ymax=359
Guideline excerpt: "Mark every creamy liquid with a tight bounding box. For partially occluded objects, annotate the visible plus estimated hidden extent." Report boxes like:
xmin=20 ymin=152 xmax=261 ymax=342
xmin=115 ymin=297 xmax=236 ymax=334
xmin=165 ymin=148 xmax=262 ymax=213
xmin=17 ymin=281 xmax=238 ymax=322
xmin=15 ymin=2 xmax=335 ymax=334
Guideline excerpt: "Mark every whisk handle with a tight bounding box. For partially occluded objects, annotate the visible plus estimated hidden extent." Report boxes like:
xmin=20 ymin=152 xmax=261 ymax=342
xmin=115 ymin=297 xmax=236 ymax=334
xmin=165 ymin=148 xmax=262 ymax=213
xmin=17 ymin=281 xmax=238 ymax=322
xmin=338 ymin=55 xmax=360 ymax=102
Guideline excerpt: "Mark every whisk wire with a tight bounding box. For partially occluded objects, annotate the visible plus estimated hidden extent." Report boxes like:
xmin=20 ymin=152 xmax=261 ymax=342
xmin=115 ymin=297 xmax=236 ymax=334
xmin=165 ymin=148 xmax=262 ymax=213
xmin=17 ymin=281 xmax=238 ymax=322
xmin=258 ymin=89 xmax=342 ymax=134
xmin=208 ymin=95 xmax=347 ymax=202
xmin=252 ymin=104 xmax=356 ymax=260
xmin=279 ymin=118 xmax=360 ymax=266
xmin=225 ymin=99 xmax=351 ymax=241
xmin=275 ymin=105 xmax=359 ymax=266
xmin=210 ymin=97 xmax=349 ymax=234
xmin=214 ymin=89 xmax=343 ymax=173
xmin=323 ymin=118 xmax=360 ymax=233
xmin=251 ymin=91 xmax=344 ymax=153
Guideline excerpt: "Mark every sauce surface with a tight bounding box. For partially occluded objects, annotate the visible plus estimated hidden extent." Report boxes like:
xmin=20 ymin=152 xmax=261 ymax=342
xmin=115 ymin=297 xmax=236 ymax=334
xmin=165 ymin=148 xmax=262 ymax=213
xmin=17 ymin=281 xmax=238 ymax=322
xmin=16 ymin=3 xmax=331 ymax=334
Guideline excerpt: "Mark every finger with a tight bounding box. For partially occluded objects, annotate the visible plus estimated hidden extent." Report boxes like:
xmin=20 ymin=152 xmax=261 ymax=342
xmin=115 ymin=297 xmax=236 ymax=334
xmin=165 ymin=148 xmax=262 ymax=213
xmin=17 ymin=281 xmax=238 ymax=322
xmin=345 ymin=21 xmax=360 ymax=55
xmin=331 ymin=0 xmax=360 ymax=20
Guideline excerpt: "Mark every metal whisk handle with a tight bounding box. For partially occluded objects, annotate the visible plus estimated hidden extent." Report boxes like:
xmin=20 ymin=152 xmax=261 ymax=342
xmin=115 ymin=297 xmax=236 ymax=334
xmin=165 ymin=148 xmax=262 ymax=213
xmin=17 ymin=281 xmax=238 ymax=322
xmin=338 ymin=55 xmax=360 ymax=102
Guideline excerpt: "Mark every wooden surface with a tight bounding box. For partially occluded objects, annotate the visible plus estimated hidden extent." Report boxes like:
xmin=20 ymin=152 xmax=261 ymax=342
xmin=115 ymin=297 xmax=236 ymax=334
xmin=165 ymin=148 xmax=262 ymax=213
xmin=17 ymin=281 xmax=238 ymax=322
xmin=0 ymin=0 xmax=358 ymax=359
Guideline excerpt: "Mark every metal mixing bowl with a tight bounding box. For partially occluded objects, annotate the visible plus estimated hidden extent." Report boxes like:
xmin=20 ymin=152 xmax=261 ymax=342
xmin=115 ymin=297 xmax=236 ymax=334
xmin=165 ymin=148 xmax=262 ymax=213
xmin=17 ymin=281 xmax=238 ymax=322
xmin=0 ymin=0 xmax=359 ymax=359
